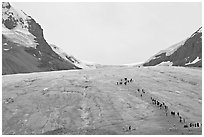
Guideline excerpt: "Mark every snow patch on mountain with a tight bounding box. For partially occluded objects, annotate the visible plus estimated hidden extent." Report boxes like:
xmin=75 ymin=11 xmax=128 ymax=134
xmin=156 ymin=61 xmax=173 ymax=66
xmin=3 ymin=48 xmax=10 ymax=51
xmin=50 ymin=44 xmax=96 ymax=69
xmin=185 ymin=57 xmax=201 ymax=65
xmin=3 ymin=24 xmax=38 ymax=48
xmin=3 ymin=43 xmax=8 ymax=46
xmin=50 ymin=44 xmax=72 ymax=62
xmin=122 ymin=62 xmax=144 ymax=67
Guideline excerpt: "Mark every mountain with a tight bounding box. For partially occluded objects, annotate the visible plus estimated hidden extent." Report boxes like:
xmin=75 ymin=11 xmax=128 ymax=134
xmin=143 ymin=27 xmax=202 ymax=67
xmin=2 ymin=2 xmax=87 ymax=75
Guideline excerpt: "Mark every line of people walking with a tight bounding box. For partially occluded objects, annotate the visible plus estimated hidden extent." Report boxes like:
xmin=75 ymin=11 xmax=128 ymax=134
xmin=116 ymin=78 xmax=202 ymax=132
xmin=116 ymin=78 xmax=133 ymax=85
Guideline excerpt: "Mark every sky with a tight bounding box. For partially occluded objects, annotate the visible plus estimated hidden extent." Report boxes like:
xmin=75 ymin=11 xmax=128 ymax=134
xmin=11 ymin=2 xmax=202 ymax=65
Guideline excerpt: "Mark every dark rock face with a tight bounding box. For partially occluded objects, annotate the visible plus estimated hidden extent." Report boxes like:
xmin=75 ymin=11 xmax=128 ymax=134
xmin=2 ymin=35 xmax=41 ymax=75
xmin=25 ymin=18 xmax=74 ymax=70
xmin=143 ymin=27 xmax=202 ymax=67
xmin=2 ymin=2 xmax=81 ymax=75
xmin=3 ymin=15 xmax=18 ymax=29
xmin=2 ymin=2 xmax=18 ymax=29
xmin=2 ymin=2 xmax=11 ymax=9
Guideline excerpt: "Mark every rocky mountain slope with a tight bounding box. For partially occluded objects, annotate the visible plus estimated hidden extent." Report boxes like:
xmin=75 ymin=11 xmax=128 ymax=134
xmin=50 ymin=44 xmax=97 ymax=69
xmin=2 ymin=2 xmax=90 ymax=75
xmin=143 ymin=27 xmax=202 ymax=67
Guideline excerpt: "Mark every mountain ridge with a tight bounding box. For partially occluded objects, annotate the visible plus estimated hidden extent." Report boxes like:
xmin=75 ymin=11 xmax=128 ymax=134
xmin=143 ymin=27 xmax=202 ymax=67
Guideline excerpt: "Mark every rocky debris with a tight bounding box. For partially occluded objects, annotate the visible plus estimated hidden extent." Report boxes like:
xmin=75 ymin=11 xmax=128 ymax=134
xmin=3 ymin=97 xmax=14 ymax=104
xmin=122 ymin=125 xmax=136 ymax=132
xmin=116 ymin=78 xmax=134 ymax=85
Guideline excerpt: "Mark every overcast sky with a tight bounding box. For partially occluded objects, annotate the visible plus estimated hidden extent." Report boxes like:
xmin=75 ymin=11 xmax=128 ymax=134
xmin=11 ymin=2 xmax=202 ymax=65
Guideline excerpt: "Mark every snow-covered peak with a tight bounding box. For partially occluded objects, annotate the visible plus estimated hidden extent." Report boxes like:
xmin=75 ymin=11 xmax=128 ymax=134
xmin=143 ymin=27 xmax=202 ymax=67
xmin=2 ymin=2 xmax=84 ymax=74
xmin=2 ymin=2 xmax=37 ymax=48
xmin=147 ymin=27 xmax=202 ymax=63
xmin=2 ymin=2 xmax=31 ymax=30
